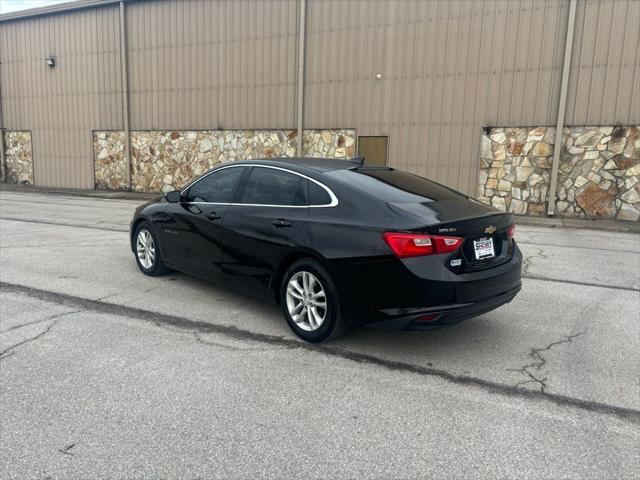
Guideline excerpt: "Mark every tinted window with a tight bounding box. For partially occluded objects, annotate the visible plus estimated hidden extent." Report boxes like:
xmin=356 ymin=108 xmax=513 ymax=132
xmin=327 ymin=168 xmax=463 ymax=203
xmin=185 ymin=166 xmax=245 ymax=203
xmin=240 ymin=167 xmax=306 ymax=206
xmin=308 ymin=180 xmax=332 ymax=206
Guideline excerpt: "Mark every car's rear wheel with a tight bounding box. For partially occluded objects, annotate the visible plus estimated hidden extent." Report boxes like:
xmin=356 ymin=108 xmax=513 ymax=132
xmin=134 ymin=222 xmax=169 ymax=276
xmin=280 ymin=258 xmax=347 ymax=342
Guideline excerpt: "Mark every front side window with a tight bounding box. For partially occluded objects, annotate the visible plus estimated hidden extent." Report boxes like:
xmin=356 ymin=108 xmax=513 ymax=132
xmin=240 ymin=167 xmax=306 ymax=206
xmin=185 ymin=166 xmax=245 ymax=203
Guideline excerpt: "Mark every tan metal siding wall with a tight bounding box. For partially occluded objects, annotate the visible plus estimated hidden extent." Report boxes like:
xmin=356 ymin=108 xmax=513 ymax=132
xmin=565 ymin=0 xmax=640 ymax=125
xmin=0 ymin=5 xmax=122 ymax=189
xmin=304 ymin=0 xmax=569 ymax=194
xmin=2 ymin=0 xmax=639 ymax=193
xmin=126 ymin=0 xmax=299 ymax=130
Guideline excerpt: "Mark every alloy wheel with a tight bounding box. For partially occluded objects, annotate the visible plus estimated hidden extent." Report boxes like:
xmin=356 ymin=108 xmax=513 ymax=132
xmin=136 ymin=229 xmax=156 ymax=270
xmin=286 ymin=271 xmax=327 ymax=331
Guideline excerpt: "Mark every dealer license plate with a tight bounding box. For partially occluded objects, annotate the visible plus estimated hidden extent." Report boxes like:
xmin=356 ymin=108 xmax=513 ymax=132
xmin=473 ymin=237 xmax=495 ymax=260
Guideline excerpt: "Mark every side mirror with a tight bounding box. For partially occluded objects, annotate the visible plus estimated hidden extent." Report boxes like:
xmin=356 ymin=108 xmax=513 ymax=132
xmin=165 ymin=190 xmax=181 ymax=203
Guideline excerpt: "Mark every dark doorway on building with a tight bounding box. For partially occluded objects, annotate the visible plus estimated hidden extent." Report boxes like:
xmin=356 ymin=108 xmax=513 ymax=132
xmin=357 ymin=136 xmax=388 ymax=166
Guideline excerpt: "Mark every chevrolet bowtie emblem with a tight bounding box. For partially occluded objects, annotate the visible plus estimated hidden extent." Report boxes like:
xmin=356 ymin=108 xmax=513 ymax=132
xmin=485 ymin=225 xmax=496 ymax=235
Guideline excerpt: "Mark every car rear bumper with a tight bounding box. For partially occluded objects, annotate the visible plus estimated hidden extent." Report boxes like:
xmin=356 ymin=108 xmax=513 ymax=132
xmin=366 ymin=283 xmax=521 ymax=330
xmin=336 ymin=244 xmax=522 ymax=330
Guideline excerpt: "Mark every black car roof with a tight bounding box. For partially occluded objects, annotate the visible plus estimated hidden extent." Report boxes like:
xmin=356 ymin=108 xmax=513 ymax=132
xmin=232 ymin=157 xmax=361 ymax=173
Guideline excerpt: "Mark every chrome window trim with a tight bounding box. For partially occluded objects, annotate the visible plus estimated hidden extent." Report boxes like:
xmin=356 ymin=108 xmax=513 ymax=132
xmin=180 ymin=163 xmax=338 ymax=208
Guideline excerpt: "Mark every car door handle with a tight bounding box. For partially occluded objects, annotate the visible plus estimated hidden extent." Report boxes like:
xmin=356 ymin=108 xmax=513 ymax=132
xmin=206 ymin=212 xmax=222 ymax=221
xmin=272 ymin=218 xmax=292 ymax=228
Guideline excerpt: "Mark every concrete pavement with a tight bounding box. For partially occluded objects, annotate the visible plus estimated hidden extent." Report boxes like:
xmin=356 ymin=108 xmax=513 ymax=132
xmin=1 ymin=190 xmax=639 ymax=479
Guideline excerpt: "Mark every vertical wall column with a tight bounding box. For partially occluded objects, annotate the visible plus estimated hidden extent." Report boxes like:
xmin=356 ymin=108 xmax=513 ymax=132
xmin=119 ymin=1 xmax=131 ymax=190
xmin=296 ymin=0 xmax=306 ymax=157
xmin=0 ymin=66 xmax=6 ymax=182
xmin=547 ymin=0 xmax=578 ymax=216
xmin=0 ymin=131 xmax=5 ymax=183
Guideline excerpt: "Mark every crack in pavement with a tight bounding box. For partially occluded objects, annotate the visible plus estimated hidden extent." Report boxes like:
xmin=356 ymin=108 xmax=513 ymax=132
xmin=520 ymin=246 xmax=639 ymax=292
xmin=192 ymin=332 xmax=295 ymax=352
xmin=516 ymin=247 xmax=638 ymax=292
xmin=522 ymin=275 xmax=640 ymax=292
xmin=509 ymin=332 xmax=586 ymax=392
xmin=521 ymin=248 xmax=548 ymax=276
xmin=95 ymin=293 xmax=119 ymax=302
xmin=0 ymin=310 xmax=83 ymax=359
xmin=2 ymin=322 xmax=57 ymax=360
xmin=1 ymin=281 xmax=638 ymax=423
xmin=58 ymin=443 xmax=76 ymax=456
xmin=192 ymin=331 xmax=252 ymax=351
xmin=0 ymin=309 xmax=82 ymax=334
xmin=120 ymin=285 xmax=162 ymax=306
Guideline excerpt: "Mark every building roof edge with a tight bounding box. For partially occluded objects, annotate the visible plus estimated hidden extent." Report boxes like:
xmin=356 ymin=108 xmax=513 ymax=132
xmin=0 ymin=0 xmax=122 ymax=23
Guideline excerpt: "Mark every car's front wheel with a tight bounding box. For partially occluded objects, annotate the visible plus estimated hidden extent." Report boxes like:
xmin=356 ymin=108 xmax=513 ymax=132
xmin=280 ymin=258 xmax=347 ymax=342
xmin=133 ymin=222 xmax=169 ymax=276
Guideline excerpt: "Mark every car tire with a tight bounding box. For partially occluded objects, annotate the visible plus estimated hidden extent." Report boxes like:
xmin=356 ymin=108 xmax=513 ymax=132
xmin=280 ymin=258 xmax=347 ymax=343
xmin=133 ymin=222 xmax=169 ymax=276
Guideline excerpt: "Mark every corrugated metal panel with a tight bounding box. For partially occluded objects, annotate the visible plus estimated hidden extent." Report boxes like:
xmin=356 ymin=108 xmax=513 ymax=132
xmin=0 ymin=0 xmax=120 ymax=22
xmin=565 ymin=0 xmax=640 ymax=125
xmin=0 ymin=5 xmax=122 ymax=188
xmin=126 ymin=0 xmax=299 ymax=130
xmin=304 ymin=0 xmax=569 ymax=193
xmin=1 ymin=0 xmax=638 ymax=193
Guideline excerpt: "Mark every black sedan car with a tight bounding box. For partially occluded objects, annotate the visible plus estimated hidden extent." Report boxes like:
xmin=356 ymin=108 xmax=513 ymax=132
xmin=130 ymin=158 xmax=522 ymax=342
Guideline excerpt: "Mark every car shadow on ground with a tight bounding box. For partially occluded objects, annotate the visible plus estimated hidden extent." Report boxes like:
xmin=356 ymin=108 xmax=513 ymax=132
xmin=336 ymin=316 xmax=506 ymax=365
xmin=158 ymin=270 xmax=508 ymax=365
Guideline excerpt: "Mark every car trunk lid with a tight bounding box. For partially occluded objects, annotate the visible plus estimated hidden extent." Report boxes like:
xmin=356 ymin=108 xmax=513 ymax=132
xmin=388 ymin=199 xmax=515 ymax=272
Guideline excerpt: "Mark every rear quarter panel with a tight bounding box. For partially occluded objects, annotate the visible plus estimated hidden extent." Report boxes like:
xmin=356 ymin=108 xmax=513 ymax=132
xmin=297 ymin=180 xmax=422 ymax=311
xmin=301 ymin=181 xmax=416 ymax=260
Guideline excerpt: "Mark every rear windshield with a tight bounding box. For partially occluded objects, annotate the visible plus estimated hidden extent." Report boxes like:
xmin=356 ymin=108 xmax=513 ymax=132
xmin=327 ymin=168 xmax=464 ymax=203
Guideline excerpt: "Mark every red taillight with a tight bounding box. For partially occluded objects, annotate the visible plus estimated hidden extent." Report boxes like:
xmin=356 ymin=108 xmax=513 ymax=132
xmin=432 ymin=236 xmax=464 ymax=253
xmin=382 ymin=232 xmax=463 ymax=258
xmin=507 ymin=223 xmax=516 ymax=240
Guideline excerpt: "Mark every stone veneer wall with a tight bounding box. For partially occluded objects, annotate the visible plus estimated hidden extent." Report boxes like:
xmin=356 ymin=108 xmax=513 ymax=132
xmin=477 ymin=126 xmax=640 ymax=221
xmin=94 ymin=129 xmax=356 ymax=192
xmin=94 ymin=131 xmax=127 ymax=190
xmin=3 ymin=131 xmax=34 ymax=185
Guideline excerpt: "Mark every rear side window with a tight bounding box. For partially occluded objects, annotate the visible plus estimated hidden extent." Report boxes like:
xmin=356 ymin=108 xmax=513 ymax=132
xmin=308 ymin=180 xmax=332 ymax=206
xmin=240 ymin=167 xmax=306 ymax=206
xmin=327 ymin=168 xmax=463 ymax=203
xmin=185 ymin=166 xmax=245 ymax=203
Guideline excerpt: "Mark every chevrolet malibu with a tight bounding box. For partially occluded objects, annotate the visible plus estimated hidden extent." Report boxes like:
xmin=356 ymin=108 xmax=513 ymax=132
xmin=130 ymin=158 xmax=522 ymax=342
